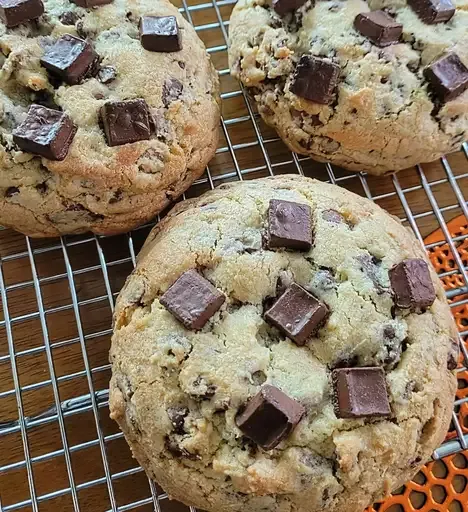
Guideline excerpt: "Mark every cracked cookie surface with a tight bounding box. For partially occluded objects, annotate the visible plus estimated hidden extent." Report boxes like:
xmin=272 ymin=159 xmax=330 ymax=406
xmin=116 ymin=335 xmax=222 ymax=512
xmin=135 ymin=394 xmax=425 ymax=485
xmin=228 ymin=0 xmax=468 ymax=174
xmin=0 ymin=0 xmax=220 ymax=237
xmin=109 ymin=175 xmax=457 ymax=512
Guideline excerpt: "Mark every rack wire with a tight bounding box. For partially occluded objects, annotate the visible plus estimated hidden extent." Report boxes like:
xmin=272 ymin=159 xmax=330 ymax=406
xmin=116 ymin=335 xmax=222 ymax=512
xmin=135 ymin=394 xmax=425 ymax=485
xmin=0 ymin=0 xmax=468 ymax=510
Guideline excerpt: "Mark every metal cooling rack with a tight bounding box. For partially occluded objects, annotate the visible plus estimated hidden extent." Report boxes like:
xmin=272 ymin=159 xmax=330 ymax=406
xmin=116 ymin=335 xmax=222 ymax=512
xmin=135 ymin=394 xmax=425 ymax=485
xmin=0 ymin=0 xmax=468 ymax=509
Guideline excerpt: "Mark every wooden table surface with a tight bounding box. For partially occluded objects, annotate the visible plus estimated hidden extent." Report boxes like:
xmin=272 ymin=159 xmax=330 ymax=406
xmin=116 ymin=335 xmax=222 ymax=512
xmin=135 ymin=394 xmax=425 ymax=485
xmin=1 ymin=0 xmax=468 ymax=510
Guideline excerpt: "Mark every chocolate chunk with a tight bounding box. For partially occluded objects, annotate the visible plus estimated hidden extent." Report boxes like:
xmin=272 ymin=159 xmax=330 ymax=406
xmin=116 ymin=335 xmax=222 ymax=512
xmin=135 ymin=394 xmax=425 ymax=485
xmin=424 ymin=53 xmax=468 ymax=102
xmin=332 ymin=367 xmax=391 ymax=418
xmin=167 ymin=406 xmax=188 ymax=434
xmin=100 ymin=99 xmax=151 ymax=147
xmin=389 ymin=258 xmax=436 ymax=310
xmin=59 ymin=11 xmax=81 ymax=25
xmin=160 ymin=269 xmax=225 ymax=330
xmin=264 ymin=283 xmax=328 ymax=346
xmin=236 ymin=385 xmax=305 ymax=450
xmin=322 ymin=209 xmax=345 ymax=224
xmin=5 ymin=186 xmax=19 ymax=197
xmin=98 ymin=65 xmax=116 ymax=84
xmin=354 ymin=11 xmax=402 ymax=47
xmin=272 ymin=0 xmax=307 ymax=16
xmin=0 ymin=0 xmax=44 ymax=28
xmin=290 ymin=56 xmax=340 ymax=104
xmin=139 ymin=16 xmax=182 ymax=53
xmin=40 ymin=34 xmax=99 ymax=85
xmin=71 ymin=0 xmax=113 ymax=6
xmin=266 ymin=199 xmax=312 ymax=250
xmin=408 ymin=0 xmax=455 ymax=23
xmin=162 ymin=78 xmax=183 ymax=107
xmin=447 ymin=338 xmax=460 ymax=370
xmin=12 ymin=104 xmax=76 ymax=161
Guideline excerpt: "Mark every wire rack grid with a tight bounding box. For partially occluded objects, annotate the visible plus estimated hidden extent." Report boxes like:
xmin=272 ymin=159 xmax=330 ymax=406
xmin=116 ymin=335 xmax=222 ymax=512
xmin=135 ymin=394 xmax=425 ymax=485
xmin=0 ymin=0 xmax=468 ymax=510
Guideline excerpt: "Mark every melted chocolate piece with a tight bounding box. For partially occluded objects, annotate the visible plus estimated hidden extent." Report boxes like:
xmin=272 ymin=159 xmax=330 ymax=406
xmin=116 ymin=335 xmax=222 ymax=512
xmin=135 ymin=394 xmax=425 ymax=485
xmin=264 ymin=283 xmax=328 ymax=346
xmin=167 ymin=406 xmax=188 ymax=434
xmin=71 ymin=0 xmax=113 ymax=6
xmin=13 ymin=104 xmax=76 ymax=160
xmin=160 ymin=269 xmax=225 ymax=330
xmin=290 ymin=55 xmax=340 ymax=104
xmin=266 ymin=199 xmax=312 ymax=250
xmin=139 ymin=16 xmax=182 ymax=52
xmin=272 ymin=0 xmax=307 ymax=16
xmin=447 ymin=338 xmax=460 ymax=370
xmin=236 ymin=385 xmax=305 ymax=450
xmin=389 ymin=258 xmax=436 ymax=310
xmin=162 ymin=78 xmax=183 ymax=107
xmin=408 ymin=0 xmax=455 ymax=23
xmin=59 ymin=11 xmax=81 ymax=25
xmin=5 ymin=186 xmax=19 ymax=197
xmin=100 ymin=99 xmax=151 ymax=147
xmin=333 ymin=367 xmax=391 ymax=418
xmin=424 ymin=53 xmax=468 ymax=102
xmin=41 ymin=34 xmax=99 ymax=85
xmin=354 ymin=10 xmax=402 ymax=47
xmin=0 ymin=0 xmax=44 ymax=28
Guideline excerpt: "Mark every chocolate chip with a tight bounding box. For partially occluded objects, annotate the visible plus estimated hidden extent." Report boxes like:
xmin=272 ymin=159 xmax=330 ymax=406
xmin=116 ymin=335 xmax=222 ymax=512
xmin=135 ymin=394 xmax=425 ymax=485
xmin=264 ymin=283 xmax=328 ymax=346
xmin=177 ymin=60 xmax=185 ymax=69
xmin=332 ymin=367 xmax=391 ymax=418
xmin=266 ymin=199 xmax=312 ymax=251
xmin=383 ymin=325 xmax=396 ymax=340
xmin=252 ymin=370 xmax=267 ymax=385
xmin=236 ymin=385 xmax=305 ymax=450
xmin=13 ymin=104 xmax=76 ymax=161
xmin=162 ymin=78 xmax=183 ymax=107
xmin=59 ymin=11 xmax=81 ymax=25
xmin=41 ymin=34 xmax=100 ymax=85
xmin=322 ymin=209 xmax=345 ymax=224
xmin=160 ymin=269 xmax=225 ymax=330
xmin=389 ymin=258 xmax=436 ymax=310
xmin=100 ymin=99 xmax=151 ymax=147
xmin=447 ymin=338 xmax=460 ymax=370
xmin=0 ymin=0 xmax=44 ymax=28
xmin=139 ymin=16 xmax=182 ymax=53
xmin=408 ymin=0 xmax=455 ymax=23
xmin=190 ymin=376 xmax=217 ymax=400
xmin=272 ymin=0 xmax=307 ymax=16
xmin=35 ymin=182 xmax=48 ymax=194
xmin=5 ymin=186 xmax=19 ymax=197
xmin=354 ymin=11 xmax=402 ymax=47
xmin=98 ymin=65 xmax=117 ymax=84
xmin=167 ymin=406 xmax=188 ymax=434
xmin=290 ymin=56 xmax=340 ymax=104
xmin=424 ymin=53 xmax=468 ymax=103
xmin=109 ymin=188 xmax=123 ymax=204
xmin=71 ymin=0 xmax=113 ymax=6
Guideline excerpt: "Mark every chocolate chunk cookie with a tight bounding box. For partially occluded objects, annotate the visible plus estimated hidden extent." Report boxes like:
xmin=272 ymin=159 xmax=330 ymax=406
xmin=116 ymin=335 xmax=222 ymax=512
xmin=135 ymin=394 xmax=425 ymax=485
xmin=0 ymin=0 xmax=219 ymax=237
xmin=109 ymin=176 xmax=457 ymax=512
xmin=228 ymin=0 xmax=468 ymax=174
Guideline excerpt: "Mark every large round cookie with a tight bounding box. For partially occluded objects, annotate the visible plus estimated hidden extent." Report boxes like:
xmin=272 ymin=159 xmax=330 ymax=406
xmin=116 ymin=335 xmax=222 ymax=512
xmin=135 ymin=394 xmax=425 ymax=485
xmin=0 ymin=0 xmax=219 ymax=237
xmin=109 ymin=175 xmax=458 ymax=512
xmin=228 ymin=0 xmax=468 ymax=174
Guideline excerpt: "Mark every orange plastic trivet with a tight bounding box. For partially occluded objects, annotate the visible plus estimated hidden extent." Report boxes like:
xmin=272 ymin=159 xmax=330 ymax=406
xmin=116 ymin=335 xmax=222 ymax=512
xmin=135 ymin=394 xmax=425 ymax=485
xmin=367 ymin=215 xmax=468 ymax=512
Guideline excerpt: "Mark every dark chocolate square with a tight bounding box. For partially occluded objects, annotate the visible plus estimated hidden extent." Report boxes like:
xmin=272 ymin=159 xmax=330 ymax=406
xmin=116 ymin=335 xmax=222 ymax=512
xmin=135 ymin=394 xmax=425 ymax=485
xmin=160 ymin=269 xmax=225 ymax=330
xmin=0 ymin=0 xmax=44 ymax=28
xmin=266 ymin=199 xmax=312 ymax=250
xmin=40 ymin=34 xmax=99 ymax=85
xmin=408 ymin=0 xmax=455 ymax=24
xmin=424 ymin=53 xmax=468 ymax=102
xmin=236 ymin=385 xmax=305 ymax=450
xmin=333 ymin=367 xmax=391 ymax=419
xmin=100 ymin=99 xmax=152 ymax=147
xmin=389 ymin=258 xmax=436 ymax=310
xmin=272 ymin=0 xmax=307 ymax=16
xmin=290 ymin=55 xmax=340 ymax=104
xmin=12 ymin=104 xmax=76 ymax=161
xmin=139 ymin=16 xmax=182 ymax=53
xmin=71 ymin=0 xmax=113 ymax=6
xmin=354 ymin=11 xmax=402 ymax=47
xmin=264 ymin=283 xmax=328 ymax=346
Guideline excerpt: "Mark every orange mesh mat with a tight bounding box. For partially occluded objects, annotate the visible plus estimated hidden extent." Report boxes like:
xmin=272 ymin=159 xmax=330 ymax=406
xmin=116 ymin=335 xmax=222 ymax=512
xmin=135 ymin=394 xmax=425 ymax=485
xmin=368 ymin=215 xmax=468 ymax=512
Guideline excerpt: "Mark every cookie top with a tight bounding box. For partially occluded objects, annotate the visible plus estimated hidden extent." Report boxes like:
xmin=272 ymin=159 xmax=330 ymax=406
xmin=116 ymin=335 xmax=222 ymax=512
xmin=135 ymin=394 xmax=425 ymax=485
xmin=109 ymin=176 xmax=458 ymax=512
xmin=228 ymin=0 xmax=468 ymax=174
xmin=0 ymin=0 xmax=219 ymax=237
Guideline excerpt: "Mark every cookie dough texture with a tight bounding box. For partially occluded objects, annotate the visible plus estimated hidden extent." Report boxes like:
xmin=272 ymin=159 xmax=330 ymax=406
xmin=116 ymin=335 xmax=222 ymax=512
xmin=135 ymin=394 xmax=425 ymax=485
xmin=0 ymin=0 xmax=220 ymax=237
xmin=228 ymin=0 xmax=468 ymax=174
xmin=109 ymin=176 xmax=457 ymax=512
